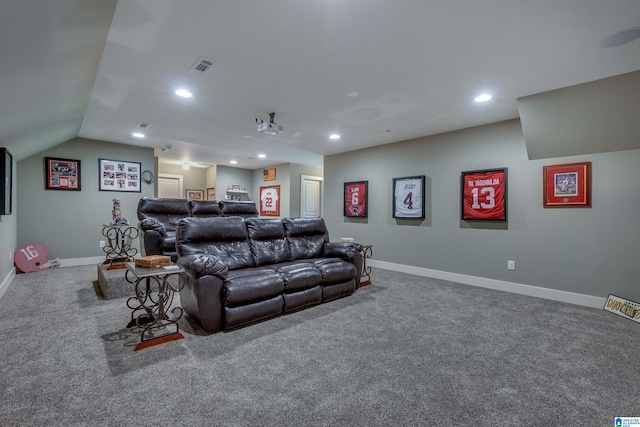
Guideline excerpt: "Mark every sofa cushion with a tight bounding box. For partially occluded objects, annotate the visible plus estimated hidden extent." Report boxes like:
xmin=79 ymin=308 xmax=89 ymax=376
xmin=225 ymin=269 xmax=284 ymax=306
xmin=246 ymin=218 xmax=292 ymax=266
xmin=276 ymin=263 xmax=323 ymax=292
xmin=220 ymin=200 xmax=259 ymax=218
xmin=137 ymin=197 xmax=190 ymax=232
xmin=282 ymin=217 xmax=329 ymax=260
xmin=175 ymin=217 xmax=255 ymax=270
xmin=161 ymin=232 xmax=176 ymax=251
xmin=189 ymin=200 xmax=221 ymax=217
xmin=312 ymin=259 xmax=357 ymax=285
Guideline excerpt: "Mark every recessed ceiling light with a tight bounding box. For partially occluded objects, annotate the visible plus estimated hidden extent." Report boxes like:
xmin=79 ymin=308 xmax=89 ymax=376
xmin=257 ymin=154 xmax=266 ymax=158
xmin=131 ymin=132 xmax=145 ymax=138
xmin=474 ymin=94 xmax=492 ymax=103
xmin=230 ymin=160 xmax=238 ymax=164
xmin=329 ymin=133 xmax=341 ymax=140
xmin=175 ymin=89 xmax=193 ymax=98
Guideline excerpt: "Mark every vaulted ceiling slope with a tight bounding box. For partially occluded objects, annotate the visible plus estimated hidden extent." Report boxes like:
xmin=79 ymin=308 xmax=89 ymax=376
xmin=0 ymin=0 xmax=117 ymax=161
xmin=2 ymin=1 xmax=639 ymax=167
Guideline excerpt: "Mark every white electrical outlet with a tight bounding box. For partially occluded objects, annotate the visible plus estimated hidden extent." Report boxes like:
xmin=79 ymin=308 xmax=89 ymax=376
xmin=507 ymin=260 xmax=515 ymax=270
xmin=9 ymin=250 xmax=12 ymax=261
xmin=99 ymin=240 xmax=106 ymax=248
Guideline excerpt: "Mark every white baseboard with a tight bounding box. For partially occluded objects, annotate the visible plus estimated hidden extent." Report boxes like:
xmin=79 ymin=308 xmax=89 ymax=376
xmin=0 ymin=267 xmax=16 ymax=302
xmin=58 ymin=256 xmax=105 ymax=268
xmin=368 ymin=259 xmax=607 ymax=309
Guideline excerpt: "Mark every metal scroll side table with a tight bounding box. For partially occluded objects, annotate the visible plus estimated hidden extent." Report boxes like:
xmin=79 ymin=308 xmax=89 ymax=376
xmin=102 ymin=224 xmax=139 ymax=270
xmin=360 ymin=245 xmax=373 ymax=287
xmin=124 ymin=262 xmax=186 ymax=351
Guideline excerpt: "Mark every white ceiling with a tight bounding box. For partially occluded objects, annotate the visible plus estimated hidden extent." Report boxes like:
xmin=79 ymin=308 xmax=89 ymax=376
xmin=2 ymin=1 xmax=640 ymax=168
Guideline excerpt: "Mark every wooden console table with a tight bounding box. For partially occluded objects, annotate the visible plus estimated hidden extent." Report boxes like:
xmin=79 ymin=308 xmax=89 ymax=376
xmin=124 ymin=262 xmax=186 ymax=351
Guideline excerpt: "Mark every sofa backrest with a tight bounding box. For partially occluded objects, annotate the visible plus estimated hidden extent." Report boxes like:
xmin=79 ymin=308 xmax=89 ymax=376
xmin=220 ymin=200 xmax=259 ymax=218
xmin=282 ymin=217 xmax=329 ymax=260
xmin=246 ymin=218 xmax=291 ymax=267
xmin=189 ymin=200 xmax=221 ymax=217
xmin=137 ymin=197 xmax=190 ymax=232
xmin=175 ymin=217 xmax=255 ymax=270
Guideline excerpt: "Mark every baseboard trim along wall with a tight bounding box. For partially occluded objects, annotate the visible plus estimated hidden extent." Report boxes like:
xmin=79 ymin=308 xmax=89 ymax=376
xmin=368 ymin=259 xmax=607 ymax=309
xmin=1 ymin=256 xmax=608 ymax=310
xmin=58 ymin=256 xmax=105 ymax=268
xmin=0 ymin=267 xmax=16 ymax=302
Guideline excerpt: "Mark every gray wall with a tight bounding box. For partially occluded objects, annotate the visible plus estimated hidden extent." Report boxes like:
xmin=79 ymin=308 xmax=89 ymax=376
xmin=252 ymin=164 xmax=290 ymax=218
xmin=217 ymin=165 xmax=254 ymax=201
xmin=289 ymin=164 xmax=323 ymax=218
xmin=158 ymin=163 xmax=208 ymax=198
xmin=324 ymin=119 xmax=640 ymax=300
xmin=17 ymin=138 xmax=154 ymax=259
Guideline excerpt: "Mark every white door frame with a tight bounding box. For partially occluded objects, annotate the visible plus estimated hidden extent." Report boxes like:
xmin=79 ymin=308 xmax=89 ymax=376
xmin=300 ymin=175 xmax=324 ymax=217
xmin=158 ymin=173 xmax=184 ymax=198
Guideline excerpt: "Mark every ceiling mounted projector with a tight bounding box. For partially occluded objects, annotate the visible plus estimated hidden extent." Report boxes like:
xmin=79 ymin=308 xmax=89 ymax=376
xmin=257 ymin=112 xmax=283 ymax=135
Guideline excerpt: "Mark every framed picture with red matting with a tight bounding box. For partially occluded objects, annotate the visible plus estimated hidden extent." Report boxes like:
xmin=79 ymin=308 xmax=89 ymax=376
xmin=543 ymin=162 xmax=591 ymax=208
xmin=344 ymin=181 xmax=368 ymax=217
xmin=45 ymin=157 xmax=81 ymax=191
xmin=461 ymin=168 xmax=507 ymax=221
xmin=260 ymin=185 xmax=280 ymax=216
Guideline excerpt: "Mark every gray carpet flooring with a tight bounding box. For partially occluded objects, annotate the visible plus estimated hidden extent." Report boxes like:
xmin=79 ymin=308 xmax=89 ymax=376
xmin=0 ymin=265 xmax=638 ymax=426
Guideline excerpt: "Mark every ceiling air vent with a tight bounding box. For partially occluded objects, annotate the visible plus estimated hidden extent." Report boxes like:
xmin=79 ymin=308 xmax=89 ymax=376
xmin=137 ymin=122 xmax=148 ymax=128
xmin=190 ymin=57 xmax=214 ymax=74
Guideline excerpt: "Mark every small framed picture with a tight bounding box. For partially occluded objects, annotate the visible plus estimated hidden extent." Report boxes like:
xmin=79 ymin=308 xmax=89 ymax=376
xmin=186 ymin=189 xmax=204 ymax=200
xmin=207 ymin=188 xmax=216 ymax=200
xmin=260 ymin=185 xmax=280 ymax=216
xmin=45 ymin=157 xmax=81 ymax=191
xmin=344 ymin=181 xmax=368 ymax=217
xmin=98 ymin=159 xmax=141 ymax=192
xmin=392 ymin=176 xmax=425 ymax=219
xmin=461 ymin=168 xmax=507 ymax=221
xmin=543 ymin=161 xmax=591 ymax=208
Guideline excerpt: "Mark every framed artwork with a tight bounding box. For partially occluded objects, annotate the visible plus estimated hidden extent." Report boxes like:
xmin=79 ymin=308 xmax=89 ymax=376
xmin=99 ymin=159 xmax=141 ymax=192
xmin=260 ymin=185 xmax=280 ymax=216
xmin=263 ymin=168 xmax=276 ymax=181
xmin=543 ymin=161 xmax=591 ymax=208
xmin=45 ymin=157 xmax=81 ymax=191
xmin=344 ymin=181 xmax=368 ymax=217
xmin=0 ymin=148 xmax=12 ymax=215
xmin=207 ymin=188 xmax=216 ymax=200
xmin=186 ymin=189 xmax=204 ymax=200
xmin=461 ymin=168 xmax=507 ymax=221
xmin=392 ymin=175 xmax=425 ymax=219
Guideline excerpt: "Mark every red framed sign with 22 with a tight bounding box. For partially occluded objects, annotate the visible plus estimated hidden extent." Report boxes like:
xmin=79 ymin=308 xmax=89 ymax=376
xmin=461 ymin=168 xmax=507 ymax=221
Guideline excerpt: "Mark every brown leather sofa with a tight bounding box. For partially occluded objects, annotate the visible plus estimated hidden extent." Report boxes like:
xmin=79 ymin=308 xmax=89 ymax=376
xmin=136 ymin=198 xmax=258 ymax=261
xmin=175 ymin=216 xmax=363 ymax=332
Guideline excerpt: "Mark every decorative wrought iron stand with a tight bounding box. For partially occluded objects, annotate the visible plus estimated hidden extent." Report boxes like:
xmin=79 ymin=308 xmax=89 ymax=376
xmin=102 ymin=224 xmax=139 ymax=269
xmin=360 ymin=245 xmax=373 ymax=287
xmin=124 ymin=263 xmax=186 ymax=351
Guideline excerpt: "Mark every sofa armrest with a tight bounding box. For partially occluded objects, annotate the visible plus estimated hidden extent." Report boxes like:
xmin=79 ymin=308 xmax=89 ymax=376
xmin=139 ymin=218 xmax=167 ymax=235
xmin=323 ymin=242 xmax=363 ymax=261
xmin=177 ymin=253 xmax=229 ymax=280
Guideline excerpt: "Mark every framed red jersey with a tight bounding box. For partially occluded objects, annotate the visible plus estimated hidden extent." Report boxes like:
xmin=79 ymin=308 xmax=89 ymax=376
xmin=461 ymin=168 xmax=507 ymax=221
xmin=344 ymin=181 xmax=368 ymax=217
xmin=259 ymin=185 xmax=280 ymax=216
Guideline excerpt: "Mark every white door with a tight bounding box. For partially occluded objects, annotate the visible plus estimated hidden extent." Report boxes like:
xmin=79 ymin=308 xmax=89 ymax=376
xmin=301 ymin=175 xmax=323 ymax=217
xmin=158 ymin=174 xmax=183 ymax=198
